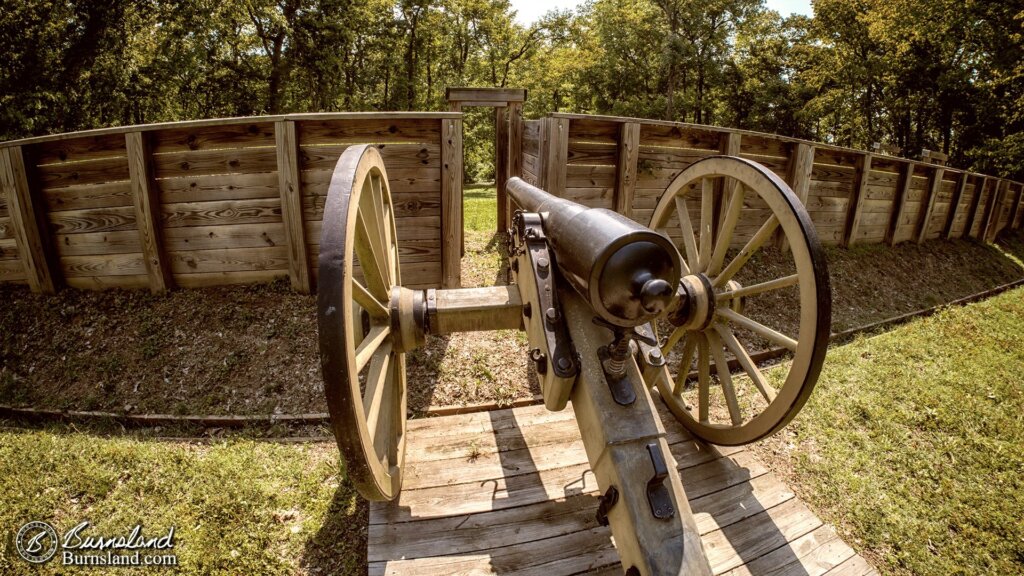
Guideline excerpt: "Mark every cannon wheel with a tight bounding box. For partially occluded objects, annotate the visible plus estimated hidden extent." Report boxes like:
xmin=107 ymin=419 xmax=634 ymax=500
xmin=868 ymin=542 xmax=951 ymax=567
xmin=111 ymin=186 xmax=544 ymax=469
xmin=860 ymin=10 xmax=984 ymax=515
xmin=318 ymin=145 xmax=406 ymax=501
xmin=649 ymin=156 xmax=831 ymax=446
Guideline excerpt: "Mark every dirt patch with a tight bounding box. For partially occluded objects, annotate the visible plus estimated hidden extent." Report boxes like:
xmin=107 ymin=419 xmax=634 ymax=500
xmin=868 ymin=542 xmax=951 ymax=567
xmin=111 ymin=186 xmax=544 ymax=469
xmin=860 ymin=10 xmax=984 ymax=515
xmin=2 ymin=229 xmax=1022 ymax=417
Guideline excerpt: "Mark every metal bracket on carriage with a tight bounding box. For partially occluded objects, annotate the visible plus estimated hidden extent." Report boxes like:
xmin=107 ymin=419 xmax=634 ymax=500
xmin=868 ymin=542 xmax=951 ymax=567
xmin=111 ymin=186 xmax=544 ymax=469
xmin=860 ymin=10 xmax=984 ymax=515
xmin=509 ymin=211 xmax=579 ymax=411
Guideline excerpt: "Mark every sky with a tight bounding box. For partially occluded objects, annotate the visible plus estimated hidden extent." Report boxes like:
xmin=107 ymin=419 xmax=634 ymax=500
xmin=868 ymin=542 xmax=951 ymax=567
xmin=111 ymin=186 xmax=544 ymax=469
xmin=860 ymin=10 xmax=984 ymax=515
xmin=510 ymin=0 xmax=814 ymax=26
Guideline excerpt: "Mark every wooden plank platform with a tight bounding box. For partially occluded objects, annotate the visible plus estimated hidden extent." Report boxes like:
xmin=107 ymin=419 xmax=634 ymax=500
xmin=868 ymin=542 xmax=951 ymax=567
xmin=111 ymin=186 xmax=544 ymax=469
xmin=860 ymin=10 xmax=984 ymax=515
xmin=368 ymin=402 xmax=877 ymax=576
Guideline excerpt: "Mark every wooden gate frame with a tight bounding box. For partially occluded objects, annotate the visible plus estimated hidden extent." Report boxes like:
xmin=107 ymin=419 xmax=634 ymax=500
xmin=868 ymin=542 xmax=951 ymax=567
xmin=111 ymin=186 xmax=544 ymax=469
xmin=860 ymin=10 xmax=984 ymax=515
xmin=446 ymin=87 xmax=527 ymax=234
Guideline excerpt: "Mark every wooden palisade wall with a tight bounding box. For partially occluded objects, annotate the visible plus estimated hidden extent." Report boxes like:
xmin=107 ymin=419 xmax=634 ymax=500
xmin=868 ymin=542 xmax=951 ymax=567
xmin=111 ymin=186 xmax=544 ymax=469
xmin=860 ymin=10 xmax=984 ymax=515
xmin=0 ymin=113 xmax=463 ymax=294
xmin=521 ymin=113 xmax=1024 ymax=251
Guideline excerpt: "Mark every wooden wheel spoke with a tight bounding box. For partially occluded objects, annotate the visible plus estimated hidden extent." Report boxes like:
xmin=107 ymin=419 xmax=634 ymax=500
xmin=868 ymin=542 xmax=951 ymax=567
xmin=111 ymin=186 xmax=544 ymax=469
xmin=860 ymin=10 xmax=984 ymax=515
xmin=716 ymin=274 xmax=799 ymax=302
xmin=708 ymin=330 xmax=742 ymax=426
xmin=675 ymin=196 xmax=700 ymax=272
xmin=673 ymin=336 xmax=697 ymax=396
xmin=697 ymin=334 xmax=710 ymax=423
xmin=661 ymin=326 xmax=687 ymax=355
xmin=708 ymin=183 xmax=744 ymax=277
xmin=714 ymin=215 xmax=779 ymax=288
xmin=717 ymin=307 xmax=797 ymax=352
xmin=363 ymin=343 xmax=393 ymax=428
xmin=698 ymin=178 xmax=714 ymax=272
xmin=355 ymin=325 xmax=391 ymax=372
xmin=372 ymin=355 xmax=396 ymax=468
xmin=716 ymin=323 xmax=776 ymax=403
xmin=353 ymin=279 xmax=389 ymax=320
xmin=355 ymin=211 xmax=391 ymax=296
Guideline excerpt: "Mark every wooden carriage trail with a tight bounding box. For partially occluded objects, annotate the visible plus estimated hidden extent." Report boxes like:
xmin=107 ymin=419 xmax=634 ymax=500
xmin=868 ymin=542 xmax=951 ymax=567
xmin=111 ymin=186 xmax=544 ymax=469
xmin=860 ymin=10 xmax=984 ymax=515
xmin=368 ymin=402 xmax=876 ymax=576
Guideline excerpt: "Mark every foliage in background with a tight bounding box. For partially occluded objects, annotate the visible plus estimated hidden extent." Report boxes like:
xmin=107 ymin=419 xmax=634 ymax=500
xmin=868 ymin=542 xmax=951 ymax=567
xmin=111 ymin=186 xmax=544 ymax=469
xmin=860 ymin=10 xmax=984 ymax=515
xmin=0 ymin=0 xmax=1022 ymax=178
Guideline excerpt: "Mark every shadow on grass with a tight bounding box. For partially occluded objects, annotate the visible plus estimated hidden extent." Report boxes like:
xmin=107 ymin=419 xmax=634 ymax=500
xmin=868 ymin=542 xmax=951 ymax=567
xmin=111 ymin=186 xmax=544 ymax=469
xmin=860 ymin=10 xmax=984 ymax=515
xmin=302 ymin=478 xmax=369 ymax=576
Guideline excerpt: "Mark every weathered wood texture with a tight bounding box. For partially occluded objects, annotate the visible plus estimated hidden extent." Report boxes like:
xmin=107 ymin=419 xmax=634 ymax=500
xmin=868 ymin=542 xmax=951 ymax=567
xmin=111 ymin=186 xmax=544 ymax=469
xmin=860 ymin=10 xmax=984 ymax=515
xmin=532 ymin=113 xmax=1021 ymax=250
xmin=1 ymin=113 xmax=457 ymax=290
xmin=368 ymin=402 xmax=878 ymax=576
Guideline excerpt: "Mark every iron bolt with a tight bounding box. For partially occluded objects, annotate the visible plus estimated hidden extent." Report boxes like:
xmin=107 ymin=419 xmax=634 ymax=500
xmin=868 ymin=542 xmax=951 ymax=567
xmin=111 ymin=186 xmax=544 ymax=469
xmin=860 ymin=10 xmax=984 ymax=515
xmin=537 ymin=257 xmax=549 ymax=271
xmin=545 ymin=307 xmax=560 ymax=323
xmin=556 ymin=356 xmax=572 ymax=371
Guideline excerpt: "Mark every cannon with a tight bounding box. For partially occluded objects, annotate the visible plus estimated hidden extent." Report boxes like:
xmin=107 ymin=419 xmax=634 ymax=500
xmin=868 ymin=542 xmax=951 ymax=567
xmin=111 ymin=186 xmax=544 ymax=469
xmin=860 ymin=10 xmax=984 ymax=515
xmin=317 ymin=145 xmax=831 ymax=575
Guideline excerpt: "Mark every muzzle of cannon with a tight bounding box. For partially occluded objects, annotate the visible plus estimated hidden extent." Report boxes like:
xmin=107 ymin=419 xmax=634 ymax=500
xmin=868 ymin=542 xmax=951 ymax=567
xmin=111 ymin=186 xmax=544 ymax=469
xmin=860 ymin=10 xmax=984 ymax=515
xmin=317 ymin=145 xmax=831 ymax=575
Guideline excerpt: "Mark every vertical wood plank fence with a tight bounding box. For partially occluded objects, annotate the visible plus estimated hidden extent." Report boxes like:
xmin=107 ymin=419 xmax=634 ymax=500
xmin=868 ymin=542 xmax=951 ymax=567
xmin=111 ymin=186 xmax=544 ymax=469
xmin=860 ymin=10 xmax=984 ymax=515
xmin=520 ymin=113 xmax=1024 ymax=252
xmin=1 ymin=107 xmax=1022 ymax=295
xmin=0 ymin=113 xmax=462 ymax=293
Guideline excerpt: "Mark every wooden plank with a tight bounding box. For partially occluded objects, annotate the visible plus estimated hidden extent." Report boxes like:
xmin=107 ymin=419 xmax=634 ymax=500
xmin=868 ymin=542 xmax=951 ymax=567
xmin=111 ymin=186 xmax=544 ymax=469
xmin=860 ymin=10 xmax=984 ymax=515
xmin=157 ymin=171 xmax=280 ymax=204
xmin=161 ymin=198 xmax=281 ymax=228
xmin=614 ymin=122 xmax=640 ymax=218
xmin=368 ymin=493 xmax=603 ymax=563
xmin=150 ymin=122 xmax=275 ymax=154
xmin=701 ymin=498 xmax=823 ymax=574
xmin=65 ymin=274 xmax=150 ymax=290
xmin=843 ymin=153 xmax=872 ymax=247
xmin=965 ymin=176 xmax=987 ymax=238
xmin=944 ymin=172 xmax=969 ymax=239
xmin=151 ymin=146 xmax=277 ymax=180
xmin=299 ymin=143 xmax=440 ymax=171
xmin=979 ymin=178 xmax=1001 ymax=242
xmin=440 ymin=118 xmax=462 ymax=289
xmin=275 ymin=121 xmax=310 ymax=293
xmin=297 ymin=118 xmax=443 ymax=146
xmin=1 ymin=146 xmax=58 ymax=292
xmin=445 ymin=87 xmax=527 ymax=104
xmin=718 ymin=524 xmax=855 ymax=576
xmin=825 ymin=554 xmax=879 ymax=576
xmin=43 ymin=181 xmax=133 ymax=212
xmin=30 ymin=133 xmax=127 ymax=165
xmin=544 ymin=117 xmax=569 ymax=195
xmin=916 ymin=166 xmax=944 ymax=244
xmin=639 ymin=124 xmax=721 ymax=150
xmin=777 ymin=143 xmax=814 ymax=250
xmin=0 ymin=259 xmax=27 ymax=282
xmin=885 ymin=162 xmax=914 ymax=246
xmin=495 ymin=106 xmax=510 ymax=231
xmin=1012 ymin=184 xmax=1024 ymax=229
xmin=54 ymin=230 xmax=141 ymax=256
xmin=167 ymin=246 xmax=289 ymax=274
xmin=34 ymin=155 xmax=129 ymax=190
xmin=60 ymin=253 xmax=146 ymax=277
xmin=507 ymin=102 xmax=524 ymax=230
xmin=173 ymin=269 xmax=287 ymax=288
xmin=48 ymin=205 xmax=137 ymax=234
xmin=126 ymin=132 xmax=173 ymax=293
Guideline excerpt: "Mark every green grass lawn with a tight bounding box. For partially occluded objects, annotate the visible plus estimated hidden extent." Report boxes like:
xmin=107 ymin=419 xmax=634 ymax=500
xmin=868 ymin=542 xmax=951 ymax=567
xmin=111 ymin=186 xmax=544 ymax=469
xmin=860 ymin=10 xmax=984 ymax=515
xmin=464 ymin=183 xmax=498 ymax=232
xmin=0 ymin=434 xmax=363 ymax=575
xmin=758 ymin=286 xmax=1024 ymax=574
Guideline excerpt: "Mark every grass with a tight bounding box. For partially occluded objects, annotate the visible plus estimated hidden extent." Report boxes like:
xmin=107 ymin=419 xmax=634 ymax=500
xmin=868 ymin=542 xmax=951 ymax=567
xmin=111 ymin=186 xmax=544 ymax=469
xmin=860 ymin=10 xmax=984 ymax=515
xmin=0 ymin=432 xmax=363 ymax=575
xmin=463 ymin=183 xmax=498 ymax=232
xmin=755 ymin=286 xmax=1024 ymax=574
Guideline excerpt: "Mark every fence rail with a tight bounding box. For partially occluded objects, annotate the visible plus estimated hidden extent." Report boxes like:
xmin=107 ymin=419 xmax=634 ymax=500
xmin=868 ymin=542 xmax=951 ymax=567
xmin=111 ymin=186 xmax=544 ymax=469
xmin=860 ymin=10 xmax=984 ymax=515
xmin=0 ymin=113 xmax=463 ymax=293
xmin=522 ymin=113 xmax=1024 ymax=251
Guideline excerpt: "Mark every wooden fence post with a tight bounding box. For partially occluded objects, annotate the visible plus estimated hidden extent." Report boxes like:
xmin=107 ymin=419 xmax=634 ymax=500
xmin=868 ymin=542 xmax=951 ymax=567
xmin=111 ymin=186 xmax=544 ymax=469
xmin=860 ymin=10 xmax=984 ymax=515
xmin=886 ymin=162 xmax=915 ymax=246
xmin=964 ymin=176 xmax=986 ymax=238
xmin=1010 ymin=183 xmax=1023 ymax=229
xmin=275 ymin=121 xmax=310 ymax=294
xmin=543 ymin=117 xmax=569 ymax=196
xmin=0 ymin=146 xmax=57 ymax=293
xmin=125 ymin=132 xmax=174 ymax=293
xmin=507 ymin=102 xmax=523 ymax=229
xmin=441 ymin=118 xmax=463 ymax=289
xmin=944 ymin=172 xmax=969 ymax=239
xmin=716 ymin=133 xmax=742 ymax=235
xmin=778 ymin=142 xmax=814 ymax=251
xmin=843 ymin=153 xmax=872 ymax=247
xmin=495 ymin=107 xmax=509 ymax=232
xmin=615 ymin=122 xmax=641 ymax=219
xmin=980 ymin=179 xmax=1002 ymax=242
xmin=916 ymin=166 xmax=944 ymax=244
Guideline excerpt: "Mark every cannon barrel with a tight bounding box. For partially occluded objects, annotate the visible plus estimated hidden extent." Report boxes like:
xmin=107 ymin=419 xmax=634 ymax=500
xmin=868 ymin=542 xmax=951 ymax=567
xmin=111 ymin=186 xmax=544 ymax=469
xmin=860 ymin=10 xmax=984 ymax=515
xmin=508 ymin=177 xmax=681 ymax=327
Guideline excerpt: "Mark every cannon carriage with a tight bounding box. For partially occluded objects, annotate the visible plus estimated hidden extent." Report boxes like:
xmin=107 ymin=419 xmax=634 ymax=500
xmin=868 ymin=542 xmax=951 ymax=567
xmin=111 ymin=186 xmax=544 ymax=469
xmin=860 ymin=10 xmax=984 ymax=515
xmin=317 ymin=144 xmax=831 ymax=575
